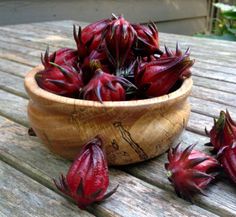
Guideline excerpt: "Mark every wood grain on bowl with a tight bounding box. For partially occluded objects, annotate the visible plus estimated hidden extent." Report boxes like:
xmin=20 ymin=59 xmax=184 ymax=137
xmin=24 ymin=65 xmax=193 ymax=165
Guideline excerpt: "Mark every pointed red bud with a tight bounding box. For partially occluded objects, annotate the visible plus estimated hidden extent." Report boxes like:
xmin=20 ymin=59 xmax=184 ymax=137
xmin=217 ymin=142 xmax=236 ymax=185
xmin=53 ymin=136 xmax=118 ymax=209
xmin=206 ymin=110 xmax=236 ymax=153
xmin=165 ymin=143 xmax=219 ymax=201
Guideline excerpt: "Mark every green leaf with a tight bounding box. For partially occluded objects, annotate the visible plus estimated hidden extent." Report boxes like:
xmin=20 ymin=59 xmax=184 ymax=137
xmin=225 ymin=24 xmax=236 ymax=35
xmin=222 ymin=11 xmax=236 ymax=20
xmin=214 ymin=3 xmax=236 ymax=20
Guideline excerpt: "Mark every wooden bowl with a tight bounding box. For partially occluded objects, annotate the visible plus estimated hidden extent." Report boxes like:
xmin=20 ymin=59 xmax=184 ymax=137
xmin=24 ymin=65 xmax=192 ymax=165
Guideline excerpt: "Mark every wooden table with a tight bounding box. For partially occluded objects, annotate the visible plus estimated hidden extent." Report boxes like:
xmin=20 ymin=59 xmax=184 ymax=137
xmin=0 ymin=20 xmax=236 ymax=217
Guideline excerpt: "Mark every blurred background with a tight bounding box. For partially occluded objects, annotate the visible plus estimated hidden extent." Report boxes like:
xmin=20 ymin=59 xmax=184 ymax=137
xmin=0 ymin=0 xmax=235 ymax=37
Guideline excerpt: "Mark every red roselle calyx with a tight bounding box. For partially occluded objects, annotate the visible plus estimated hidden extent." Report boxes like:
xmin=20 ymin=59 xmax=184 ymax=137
xmin=81 ymin=49 xmax=112 ymax=84
xmin=53 ymin=136 xmax=118 ymax=209
xmin=165 ymin=143 xmax=219 ymax=201
xmin=104 ymin=15 xmax=136 ymax=73
xmin=81 ymin=68 xmax=135 ymax=102
xmin=205 ymin=110 xmax=236 ymax=153
xmin=36 ymin=50 xmax=83 ymax=97
xmin=132 ymin=22 xmax=163 ymax=57
xmin=42 ymin=47 xmax=78 ymax=68
xmin=135 ymin=45 xmax=194 ymax=98
xmin=217 ymin=142 xmax=236 ymax=184
xmin=73 ymin=18 xmax=110 ymax=60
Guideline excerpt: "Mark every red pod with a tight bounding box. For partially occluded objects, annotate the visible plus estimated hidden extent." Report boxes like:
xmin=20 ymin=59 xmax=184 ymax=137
xmin=160 ymin=44 xmax=192 ymax=79
xmin=132 ymin=22 xmax=163 ymax=57
xmin=81 ymin=49 xmax=112 ymax=84
xmin=135 ymin=45 xmax=194 ymax=97
xmin=82 ymin=18 xmax=111 ymax=50
xmin=36 ymin=54 xmax=83 ymax=97
xmin=42 ymin=47 xmax=78 ymax=68
xmin=73 ymin=18 xmax=111 ymax=60
xmin=205 ymin=110 xmax=236 ymax=153
xmin=81 ymin=68 xmax=135 ymax=102
xmin=217 ymin=142 xmax=236 ymax=184
xmin=165 ymin=143 xmax=219 ymax=201
xmin=53 ymin=136 xmax=118 ymax=209
xmin=104 ymin=15 xmax=136 ymax=72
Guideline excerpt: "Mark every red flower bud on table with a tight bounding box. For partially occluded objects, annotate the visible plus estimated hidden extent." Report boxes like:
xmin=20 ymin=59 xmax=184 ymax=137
xmin=53 ymin=136 xmax=118 ymax=209
xmin=217 ymin=142 xmax=236 ymax=185
xmin=165 ymin=143 xmax=219 ymax=201
xmin=205 ymin=110 xmax=236 ymax=153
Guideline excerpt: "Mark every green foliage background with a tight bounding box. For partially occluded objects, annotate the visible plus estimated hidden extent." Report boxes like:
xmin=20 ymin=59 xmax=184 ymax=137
xmin=195 ymin=3 xmax=236 ymax=41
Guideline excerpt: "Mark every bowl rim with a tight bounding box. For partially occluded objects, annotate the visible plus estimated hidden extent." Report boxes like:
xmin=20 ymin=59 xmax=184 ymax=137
xmin=24 ymin=65 xmax=193 ymax=108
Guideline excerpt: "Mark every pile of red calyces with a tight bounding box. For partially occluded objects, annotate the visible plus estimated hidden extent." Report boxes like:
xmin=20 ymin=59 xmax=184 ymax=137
xmin=165 ymin=110 xmax=236 ymax=202
xmin=36 ymin=14 xmax=194 ymax=102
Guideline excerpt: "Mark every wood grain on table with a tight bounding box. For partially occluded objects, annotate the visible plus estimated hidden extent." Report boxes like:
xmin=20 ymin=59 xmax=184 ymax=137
xmin=0 ymin=20 xmax=236 ymax=217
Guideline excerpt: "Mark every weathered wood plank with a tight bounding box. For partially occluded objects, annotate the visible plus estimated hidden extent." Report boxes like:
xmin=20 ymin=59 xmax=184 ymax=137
xmin=0 ymin=40 xmax=43 ymax=57
xmin=0 ymin=58 xmax=31 ymax=78
xmin=0 ymin=117 xmax=217 ymax=217
xmin=187 ymin=112 xmax=213 ymax=135
xmin=192 ymin=86 xmax=236 ymax=108
xmin=0 ymin=31 xmax=62 ymax=53
xmin=0 ymin=46 xmax=40 ymax=67
xmin=192 ymin=68 xmax=236 ymax=84
xmin=160 ymin=31 xmax=236 ymax=48
xmin=0 ymin=89 xmax=28 ymax=126
xmin=0 ymin=71 xmax=27 ymax=98
xmin=192 ymin=75 xmax=236 ymax=93
xmin=190 ymin=97 xmax=236 ymax=119
xmin=194 ymin=62 xmax=236 ymax=75
xmin=0 ymin=161 xmax=94 ymax=217
xmin=0 ymin=25 xmax=74 ymax=50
